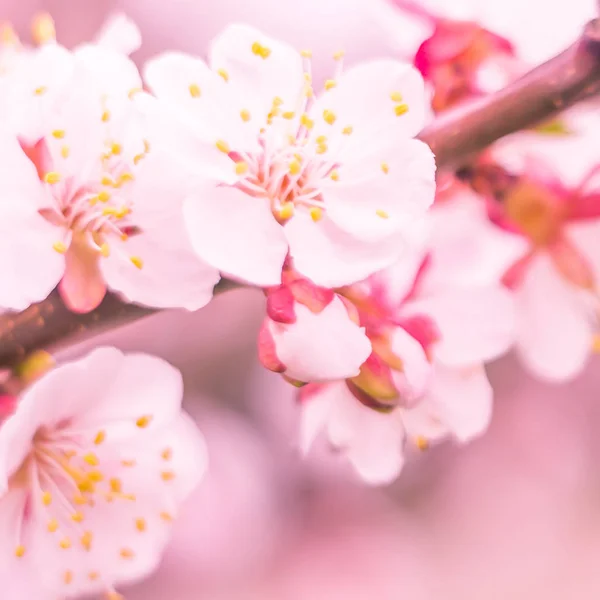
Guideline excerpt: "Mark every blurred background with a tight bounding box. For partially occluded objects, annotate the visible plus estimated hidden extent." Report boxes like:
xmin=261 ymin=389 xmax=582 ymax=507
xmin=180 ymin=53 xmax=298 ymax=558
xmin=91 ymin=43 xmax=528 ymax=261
xmin=4 ymin=0 xmax=600 ymax=597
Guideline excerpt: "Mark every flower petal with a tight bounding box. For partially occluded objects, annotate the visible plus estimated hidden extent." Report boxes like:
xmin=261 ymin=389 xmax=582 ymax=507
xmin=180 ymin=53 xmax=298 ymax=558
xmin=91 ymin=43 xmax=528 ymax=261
xmin=93 ymin=13 xmax=142 ymax=55
xmin=515 ymin=253 xmax=594 ymax=382
xmin=184 ymin=186 xmax=288 ymax=286
xmin=405 ymin=285 xmax=516 ymax=367
xmin=269 ymin=296 xmax=371 ymax=383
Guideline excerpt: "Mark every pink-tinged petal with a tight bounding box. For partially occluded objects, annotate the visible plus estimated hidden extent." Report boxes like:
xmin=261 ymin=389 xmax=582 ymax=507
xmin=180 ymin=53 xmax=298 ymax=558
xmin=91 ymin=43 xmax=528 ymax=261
xmin=321 ymin=138 xmax=436 ymax=241
xmin=565 ymin=219 xmax=600 ymax=286
xmin=423 ymin=190 xmax=530 ymax=293
xmin=266 ymin=286 xmax=296 ymax=324
xmin=321 ymin=382 xmax=406 ymax=485
xmin=208 ymin=24 xmax=304 ymax=126
xmin=93 ymin=12 xmax=142 ymax=55
xmin=285 ymin=214 xmax=406 ymax=288
xmin=405 ymin=285 xmax=516 ymax=367
xmin=287 ymin=278 xmax=335 ymax=313
xmin=258 ymin=320 xmax=287 ymax=373
xmin=397 ymin=314 xmax=441 ymax=354
xmin=59 ymin=236 xmax=107 ymax=314
xmin=389 ymin=327 xmax=432 ymax=404
xmin=401 ymin=363 xmax=493 ymax=443
xmin=184 ymin=186 xmax=288 ymax=286
xmin=350 ymin=353 xmax=399 ymax=405
xmin=268 ymin=296 xmax=371 ymax=383
xmin=515 ymin=253 xmax=594 ymax=382
xmin=143 ymin=52 xmax=259 ymax=152
xmin=311 ymin=60 xmax=427 ymax=155
xmin=548 ymin=235 xmax=595 ymax=289
xmin=0 ymin=137 xmax=64 ymax=310
xmin=298 ymin=383 xmax=337 ymax=455
xmin=18 ymin=137 xmax=52 ymax=181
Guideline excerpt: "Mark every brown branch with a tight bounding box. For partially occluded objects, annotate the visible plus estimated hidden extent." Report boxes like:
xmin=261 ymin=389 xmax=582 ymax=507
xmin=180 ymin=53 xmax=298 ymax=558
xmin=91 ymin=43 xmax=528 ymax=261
xmin=418 ymin=18 xmax=600 ymax=168
xmin=1 ymin=19 xmax=600 ymax=369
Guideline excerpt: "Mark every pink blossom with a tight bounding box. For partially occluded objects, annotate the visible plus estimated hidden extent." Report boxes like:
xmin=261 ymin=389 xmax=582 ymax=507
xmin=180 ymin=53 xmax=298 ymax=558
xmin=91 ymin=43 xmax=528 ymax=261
xmin=144 ymin=24 xmax=436 ymax=288
xmin=0 ymin=347 xmax=206 ymax=599
xmin=259 ymin=270 xmax=371 ymax=384
xmin=0 ymin=42 xmax=219 ymax=313
xmin=298 ymin=191 xmax=517 ymax=484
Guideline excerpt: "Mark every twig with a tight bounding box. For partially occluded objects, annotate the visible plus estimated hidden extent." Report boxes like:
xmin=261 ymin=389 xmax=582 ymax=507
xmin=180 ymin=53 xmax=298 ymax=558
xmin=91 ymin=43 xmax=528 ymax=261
xmin=1 ymin=19 xmax=600 ymax=368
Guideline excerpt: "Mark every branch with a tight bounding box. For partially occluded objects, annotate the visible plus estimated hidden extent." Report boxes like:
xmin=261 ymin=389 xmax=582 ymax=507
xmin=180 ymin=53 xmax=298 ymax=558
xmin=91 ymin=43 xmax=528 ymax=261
xmin=418 ymin=18 xmax=600 ymax=168
xmin=1 ymin=19 xmax=600 ymax=368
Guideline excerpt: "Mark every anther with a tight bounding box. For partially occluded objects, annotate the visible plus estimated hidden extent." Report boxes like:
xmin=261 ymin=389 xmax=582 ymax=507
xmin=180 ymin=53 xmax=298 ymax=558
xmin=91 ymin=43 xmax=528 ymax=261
xmin=120 ymin=548 xmax=135 ymax=559
xmin=15 ymin=545 xmax=26 ymax=557
xmin=300 ymin=114 xmax=314 ymax=129
xmin=316 ymin=143 xmax=328 ymax=154
xmin=136 ymin=415 xmax=152 ymax=428
xmin=330 ymin=170 xmax=339 ymax=181
xmin=381 ymin=162 xmax=389 ymax=174
xmin=44 ymin=171 xmax=61 ymax=184
xmin=278 ymin=202 xmax=295 ymax=220
xmin=189 ymin=83 xmax=201 ymax=98
xmin=161 ymin=448 xmax=172 ymax=461
xmin=64 ymin=570 xmax=73 ymax=584
xmin=97 ymin=191 xmax=111 ymax=203
xmin=240 ymin=109 xmax=251 ymax=122
xmin=215 ymin=139 xmax=230 ymax=154
xmin=324 ymin=79 xmax=337 ymax=91
xmin=59 ymin=537 xmax=72 ymax=549
xmin=83 ymin=453 xmax=99 ymax=466
xmin=52 ymin=129 xmax=65 ymax=139
xmin=130 ymin=256 xmax=143 ymax=270
xmin=88 ymin=571 xmax=99 ymax=581
xmin=135 ymin=518 xmax=147 ymax=532
xmin=376 ymin=209 xmax=389 ymax=219
xmin=235 ymin=161 xmax=248 ymax=175
xmin=289 ymin=160 xmax=301 ymax=175
xmin=110 ymin=143 xmax=122 ymax=155
xmin=333 ymin=50 xmax=345 ymax=60
xmin=110 ymin=478 xmax=122 ymax=493
xmin=394 ymin=103 xmax=409 ymax=116
xmin=128 ymin=87 xmax=142 ymax=99
xmin=81 ymin=531 xmax=93 ymax=551
xmin=48 ymin=518 xmax=59 ymax=532
xmin=342 ymin=126 xmax=353 ymax=135
xmin=34 ymin=86 xmax=47 ymax=96
xmin=251 ymin=41 xmax=271 ymax=59
xmin=101 ymin=110 xmax=111 ymax=122
xmin=300 ymin=49 xmax=312 ymax=58
xmin=323 ymin=110 xmax=336 ymax=125
xmin=310 ymin=207 xmax=323 ymax=222
xmin=88 ymin=470 xmax=104 ymax=483
xmin=42 ymin=491 xmax=52 ymax=505
xmin=282 ymin=111 xmax=295 ymax=119
xmin=161 ymin=471 xmax=176 ymax=481
xmin=71 ymin=512 xmax=84 ymax=523
xmin=217 ymin=68 xmax=229 ymax=82
xmin=160 ymin=511 xmax=173 ymax=522
xmin=61 ymin=145 xmax=70 ymax=159
xmin=415 ymin=436 xmax=429 ymax=451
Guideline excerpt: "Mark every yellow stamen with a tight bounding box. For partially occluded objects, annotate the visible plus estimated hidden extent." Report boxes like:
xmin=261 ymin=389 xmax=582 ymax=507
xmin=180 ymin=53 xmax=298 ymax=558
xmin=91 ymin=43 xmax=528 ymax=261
xmin=34 ymin=86 xmax=47 ymax=96
xmin=110 ymin=143 xmax=122 ymax=155
xmin=390 ymin=91 xmax=403 ymax=102
xmin=73 ymin=494 xmax=88 ymax=506
xmin=101 ymin=110 xmax=111 ymax=123
xmin=15 ymin=545 xmax=26 ymax=558
xmin=31 ymin=12 xmax=56 ymax=45
xmin=44 ymin=171 xmax=61 ymax=184
xmin=592 ymin=334 xmax=600 ymax=353
xmin=217 ymin=68 xmax=229 ymax=82
xmin=94 ymin=430 xmax=106 ymax=445
xmin=310 ymin=207 xmax=323 ymax=222
xmin=300 ymin=49 xmax=312 ymax=58
xmin=100 ymin=243 xmax=110 ymax=258
xmin=381 ymin=162 xmax=389 ymax=174
xmin=240 ymin=109 xmax=251 ymax=122
xmin=160 ymin=511 xmax=173 ymax=522
xmin=42 ymin=491 xmax=52 ymax=505
xmin=78 ymin=480 xmax=95 ymax=494
xmin=415 ymin=436 xmax=429 ymax=451
xmin=60 ymin=145 xmax=70 ymax=159
xmin=272 ymin=96 xmax=283 ymax=107
xmin=330 ymin=170 xmax=339 ymax=181
xmin=136 ymin=415 xmax=152 ymax=428
xmin=128 ymin=87 xmax=142 ymax=99
xmin=394 ymin=103 xmax=409 ymax=116
xmin=161 ymin=448 xmax=172 ymax=461
xmin=88 ymin=470 xmax=104 ymax=482
xmin=135 ymin=518 xmax=147 ymax=532
xmin=324 ymin=79 xmax=336 ymax=91
xmin=83 ymin=453 xmax=99 ymax=466
xmin=71 ymin=512 xmax=84 ymax=523
xmin=300 ymin=114 xmax=314 ymax=129
xmin=333 ymin=50 xmax=345 ymax=60
xmin=59 ymin=537 xmax=72 ymax=550
xmin=189 ymin=83 xmax=201 ymax=98
xmin=52 ymin=242 xmax=67 ymax=254
xmin=161 ymin=471 xmax=176 ymax=482
xmin=235 ymin=161 xmax=248 ymax=175
xmin=342 ymin=126 xmax=353 ymax=135
xmin=110 ymin=478 xmax=122 ymax=494
xmin=289 ymin=159 xmax=301 ymax=175
xmin=88 ymin=571 xmax=99 ymax=581
xmin=376 ymin=209 xmax=389 ymax=219
xmin=116 ymin=173 xmax=134 ymax=186
xmin=130 ymin=256 xmax=143 ymax=270
xmin=52 ymin=129 xmax=65 ymax=139
xmin=97 ymin=190 xmax=111 ymax=203
xmin=282 ymin=111 xmax=295 ymax=120
xmin=316 ymin=143 xmax=328 ymax=154
xmin=323 ymin=109 xmax=336 ymax=125
xmin=122 ymin=459 xmax=136 ymax=468
xmin=278 ymin=202 xmax=295 ymax=220
xmin=215 ymin=139 xmax=230 ymax=154
xmin=316 ymin=135 xmax=327 ymax=144
xmin=64 ymin=570 xmax=73 ymax=585
xmin=81 ymin=531 xmax=93 ymax=551
xmin=48 ymin=518 xmax=59 ymax=533
xmin=120 ymin=548 xmax=135 ymax=559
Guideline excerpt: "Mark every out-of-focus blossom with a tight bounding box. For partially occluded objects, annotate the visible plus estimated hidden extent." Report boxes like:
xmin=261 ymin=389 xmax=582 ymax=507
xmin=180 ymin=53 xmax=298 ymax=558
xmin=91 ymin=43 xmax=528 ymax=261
xmin=259 ymin=267 xmax=371 ymax=384
xmin=299 ymin=190 xmax=519 ymax=484
xmin=0 ymin=40 xmax=219 ymax=313
xmin=144 ymin=24 xmax=436 ymax=288
xmin=0 ymin=346 xmax=206 ymax=599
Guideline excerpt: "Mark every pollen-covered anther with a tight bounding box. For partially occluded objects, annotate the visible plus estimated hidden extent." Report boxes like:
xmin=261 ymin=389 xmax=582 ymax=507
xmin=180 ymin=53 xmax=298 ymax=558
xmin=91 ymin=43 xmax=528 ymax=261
xmin=59 ymin=537 xmax=72 ymax=549
xmin=44 ymin=171 xmax=61 ymax=184
xmin=83 ymin=452 xmax=99 ymax=466
xmin=88 ymin=470 xmax=104 ymax=482
xmin=64 ymin=570 xmax=73 ymax=584
xmin=390 ymin=91 xmax=403 ymax=102
xmin=216 ymin=139 xmax=230 ymax=154
xmin=381 ymin=162 xmax=389 ymax=174
xmin=135 ymin=517 xmax=147 ymax=532
xmin=278 ymin=202 xmax=295 ymax=220
xmin=235 ymin=161 xmax=249 ymax=175
xmin=300 ymin=114 xmax=314 ymax=130
xmin=394 ymin=103 xmax=409 ymax=116
xmin=71 ymin=511 xmax=84 ymax=523
xmin=110 ymin=143 xmax=122 ymax=156
xmin=100 ymin=243 xmax=110 ymax=258
xmin=52 ymin=129 xmax=65 ymax=139
xmin=81 ymin=531 xmax=93 ymax=551
xmin=120 ymin=548 xmax=135 ymax=560
xmin=97 ymin=190 xmax=111 ymax=203
xmin=136 ymin=415 xmax=152 ymax=428
xmin=240 ymin=109 xmax=251 ymax=122
xmin=289 ymin=159 xmax=301 ymax=175
xmin=106 ymin=591 xmax=124 ymax=600
xmin=0 ymin=23 xmax=19 ymax=45
xmin=34 ymin=86 xmax=47 ymax=96
xmin=251 ymin=41 xmax=271 ymax=59
xmin=101 ymin=110 xmax=111 ymax=122
xmin=415 ymin=435 xmax=429 ymax=451
xmin=15 ymin=545 xmax=26 ymax=557
xmin=61 ymin=145 xmax=70 ymax=159
xmin=325 ymin=79 xmax=337 ymax=91
xmin=310 ymin=207 xmax=323 ymax=222
xmin=189 ymin=83 xmax=201 ymax=98
xmin=300 ymin=49 xmax=312 ymax=58
xmin=128 ymin=87 xmax=142 ymax=99
xmin=282 ymin=110 xmax=295 ymax=119
xmin=160 ymin=511 xmax=173 ymax=522
xmin=161 ymin=447 xmax=172 ymax=461
xmin=110 ymin=478 xmax=122 ymax=493
xmin=217 ymin=68 xmax=229 ymax=81
xmin=42 ymin=490 xmax=52 ymax=505
xmin=316 ymin=143 xmax=328 ymax=154
xmin=323 ymin=109 xmax=336 ymax=125
xmin=330 ymin=170 xmax=339 ymax=181
xmin=376 ymin=209 xmax=389 ymax=219
xmin=130 ymin=256 xmax=143 ymax=270
xmin=48 ymin=518 xmax=59 ymax=532
xmin=342 ymin=126 xmax=353 ymax=135
xmin=161 ymin=470 xmax=176 ymax=481
xmin=333 ymin=50 xmax=345 ymax=60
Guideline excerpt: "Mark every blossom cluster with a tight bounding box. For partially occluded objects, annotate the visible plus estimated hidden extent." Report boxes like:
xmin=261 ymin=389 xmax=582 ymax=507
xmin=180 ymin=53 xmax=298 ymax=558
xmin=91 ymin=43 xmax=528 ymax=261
xmin=0 ymin=6 xmax=598 ymax=599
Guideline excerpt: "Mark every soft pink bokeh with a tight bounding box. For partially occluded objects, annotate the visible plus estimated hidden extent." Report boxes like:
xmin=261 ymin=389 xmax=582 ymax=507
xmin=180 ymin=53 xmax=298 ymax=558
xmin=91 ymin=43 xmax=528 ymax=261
xmin=3 ymin=0 xmax=600 ymax=598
